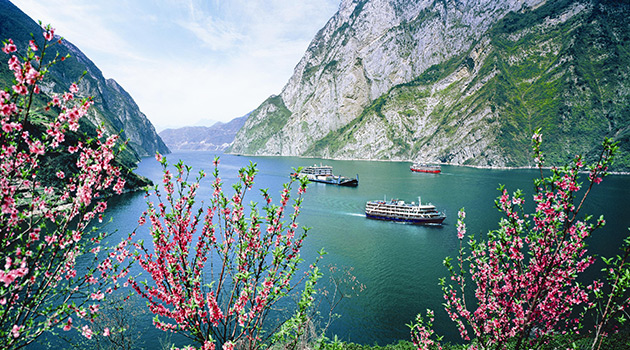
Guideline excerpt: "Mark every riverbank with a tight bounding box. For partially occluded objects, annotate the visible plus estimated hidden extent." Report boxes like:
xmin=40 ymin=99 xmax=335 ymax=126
xmin=221 ymin=151 xmax=630 ymax=175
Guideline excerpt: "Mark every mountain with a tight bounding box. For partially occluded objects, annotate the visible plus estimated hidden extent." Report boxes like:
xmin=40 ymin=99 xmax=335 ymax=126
xmin=228 ymin=0 xmax=630 ymax=171
xmin=194 ymin=118 xmax=220 ymax=127
xmin=159 ymin=115 xmax=247 ymax=151
xmin=0 ymin=0 xmax=169 ymax=169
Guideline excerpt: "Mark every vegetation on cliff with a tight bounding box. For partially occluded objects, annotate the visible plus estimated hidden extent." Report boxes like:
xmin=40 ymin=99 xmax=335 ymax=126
xmin=230 ymin=0 xmax=630 ymax=171
xmin=0 ymin=0 xmax=168 ymax=182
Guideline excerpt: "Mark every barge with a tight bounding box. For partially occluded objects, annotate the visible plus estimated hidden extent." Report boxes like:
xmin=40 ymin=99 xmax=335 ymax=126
xmin=295 ymin=165 xmax=358 ymax=187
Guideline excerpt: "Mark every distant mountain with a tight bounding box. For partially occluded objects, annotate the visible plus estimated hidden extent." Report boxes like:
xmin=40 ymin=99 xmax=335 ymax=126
xmin=159 ymin=115 xmax=247 ymax=151
xmin=194 ymin=118 xmax=219 ymax=127
xmin=155 ymin=118 xmax=219 ymax=132
xmin=229 ymin=0 xmax=630 ymax=171
xmin=0 ymin=0 xmax=169 ymax=166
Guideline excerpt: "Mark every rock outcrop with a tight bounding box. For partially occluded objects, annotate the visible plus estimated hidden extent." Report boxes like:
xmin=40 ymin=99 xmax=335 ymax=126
xmin=229 ymin=0 xmax=630 ymax=170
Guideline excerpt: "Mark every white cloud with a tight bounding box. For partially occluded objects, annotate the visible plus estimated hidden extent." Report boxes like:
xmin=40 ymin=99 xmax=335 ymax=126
xmin=178 ymin=17 xmax=245 ymax=51
xmin=13 ymin=0 xmax=144 ymax=62
xmin=10 ymin=0 xmax=340 ymax=128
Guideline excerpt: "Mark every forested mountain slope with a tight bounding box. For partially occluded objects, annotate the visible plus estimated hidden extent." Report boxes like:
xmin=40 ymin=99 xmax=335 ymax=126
xmin=0 ymin=0 xmax=169 ymax=165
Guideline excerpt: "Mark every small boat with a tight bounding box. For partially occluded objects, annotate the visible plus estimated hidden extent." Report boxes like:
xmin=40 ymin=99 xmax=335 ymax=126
xmin=365 ymin=197 xmax=445 ymax=224
xmin=410 ymin=163 xmax=441 ymax=173
xmin=294 ymin=164 xmax=358 ymax=187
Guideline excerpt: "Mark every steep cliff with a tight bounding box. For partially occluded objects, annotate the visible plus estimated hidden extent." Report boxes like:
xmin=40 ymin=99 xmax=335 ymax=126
xmin=229 ymin=0 xmax=630 ymax=170
xmin=0 ymin=0 xmax=169 ymax=166
xmin=159 ymin=115 xmax=247 ymax=151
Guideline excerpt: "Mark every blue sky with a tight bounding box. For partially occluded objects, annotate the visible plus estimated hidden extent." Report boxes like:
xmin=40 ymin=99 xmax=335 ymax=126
xmin=12 ymin=0 xmax=340 ymax=130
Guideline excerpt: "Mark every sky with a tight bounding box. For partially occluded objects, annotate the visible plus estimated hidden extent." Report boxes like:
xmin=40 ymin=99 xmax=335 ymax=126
xmin=12 ymin=0 xmax=340 ymax=131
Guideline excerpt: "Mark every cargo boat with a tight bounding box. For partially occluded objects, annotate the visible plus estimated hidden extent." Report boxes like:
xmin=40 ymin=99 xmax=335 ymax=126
xmin=410 ymin=163 xmax=441 ymax=173
xmin=365 ymin=197 xmax=445 ymax=224
xmin=295 ymin=165 xmax=358 ymax=187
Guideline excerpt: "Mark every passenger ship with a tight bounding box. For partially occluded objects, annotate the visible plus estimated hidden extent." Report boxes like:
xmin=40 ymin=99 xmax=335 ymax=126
xmin=365 ymin=197 xmax=445 ymax=224
xmin=295 ymin=165 xmax=358 ymax=187
xmin=410 ymin=163 xmax=441 ymax=173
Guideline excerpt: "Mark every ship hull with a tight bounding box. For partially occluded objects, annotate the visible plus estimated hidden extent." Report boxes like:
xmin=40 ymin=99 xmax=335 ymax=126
xmin=410 ymin=168 xmax=441 ymax=174
xmin=365 ymin=213 xmax=445 ymax=224
xmin=310 ymin=177 xmax=358 ymax=187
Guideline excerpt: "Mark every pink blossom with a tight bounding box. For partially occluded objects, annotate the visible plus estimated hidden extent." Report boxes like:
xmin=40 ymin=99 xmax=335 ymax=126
xmin=11 ymin=324 xmax=22 ymax=338
xmin=81 ymin=325 xmax=93 ymax=339
xmin=29 ymin=140 xmax=45 ymax=155
xmin=90 ymin=291 xmax=104 ymax=301
xmin=29 ymin=228 xmax=41 ymax=242
xmin=63 ymin=317 xmax=73 ymax=331
xmin=113 ymin=178 xmax=125 ymax=194
xmin=2 ymin=39 xmax=17 ymax=55
xmin=0 ymin=271 xmax=15 ymax=286
xmin=28 ymin=40 xmax=38 ymax=51
xmin=2 ymin=39 xmax=17 ymax=54
xmin=435 ymin=133 xmax=620 ymax=349
xmin=12 ymin=84 xmax=27 ymax=95
xmin=43 ymin=27 xmax=55 ymax=41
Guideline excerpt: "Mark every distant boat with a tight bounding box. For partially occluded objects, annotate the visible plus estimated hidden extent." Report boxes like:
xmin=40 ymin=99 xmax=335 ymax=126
xmin=294 ymin=164 xmax=358 ymax=187
xmin=410 ymin=163 xmax=441 ymax=173
xmin=365 ymin=197 xmax=445 ymax=224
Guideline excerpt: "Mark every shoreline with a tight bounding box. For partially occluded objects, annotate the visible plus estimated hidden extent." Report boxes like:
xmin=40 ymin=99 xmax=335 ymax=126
xmin=220 ymin=151 xmax=630 ymax=176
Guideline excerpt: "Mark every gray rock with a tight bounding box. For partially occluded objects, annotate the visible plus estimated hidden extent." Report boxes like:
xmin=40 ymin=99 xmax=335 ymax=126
xmin=229 ymin=0 xmax=630 ymax=170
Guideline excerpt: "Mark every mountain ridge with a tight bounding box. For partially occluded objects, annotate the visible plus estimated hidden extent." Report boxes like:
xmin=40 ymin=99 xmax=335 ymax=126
xmin=228 ymin=0 xmax=630 ymax=171
xmin=159 ymin=115 xmax=247 ymax=151
xmin=0 ymin=0 xmax=169 ymax=164
xmin=1 ymin=0 xmax=170 ymax=190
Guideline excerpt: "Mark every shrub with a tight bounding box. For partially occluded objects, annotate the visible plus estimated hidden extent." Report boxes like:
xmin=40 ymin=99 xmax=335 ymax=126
xmin=411 ymin=131 xmax=629 ymax=350
xmin=1 ymin=24 xmax=132 ymax=348
xmin=130 ymin=157 xmax=322 ymax=349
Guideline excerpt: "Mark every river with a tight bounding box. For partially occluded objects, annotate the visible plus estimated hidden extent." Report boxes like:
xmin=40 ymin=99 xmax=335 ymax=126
xmin=36 ymin=151 xmax=630 ymax=348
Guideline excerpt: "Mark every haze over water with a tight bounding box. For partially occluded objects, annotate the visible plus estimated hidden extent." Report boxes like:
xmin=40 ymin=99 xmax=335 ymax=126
xmin=95 ymin=151 xmax=630 ymax=347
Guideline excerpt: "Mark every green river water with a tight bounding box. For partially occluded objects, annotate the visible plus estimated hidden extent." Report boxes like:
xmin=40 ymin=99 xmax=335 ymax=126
xmin=33 ymin=151 xmax=630 ymax=348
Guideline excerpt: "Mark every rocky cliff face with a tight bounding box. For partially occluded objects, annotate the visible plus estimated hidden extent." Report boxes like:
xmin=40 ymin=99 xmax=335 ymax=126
xmin=229 ymin=0 xmax=630 ymax=170
xmin=159 ymin=116 xmax=247 ymax=151
xmin=0 ymin=0 xmax=169 ymax=164
xmin=47 ymin=39 xmax=170 ymax=161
